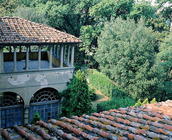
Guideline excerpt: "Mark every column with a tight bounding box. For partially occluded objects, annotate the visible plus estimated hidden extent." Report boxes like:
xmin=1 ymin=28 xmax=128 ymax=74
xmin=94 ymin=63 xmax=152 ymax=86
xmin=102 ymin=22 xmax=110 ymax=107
xmin=60 ymin=45 xmax=64 ymax=67
xmin=71 ymin=46 xmax=75 ymax=67
xmin=67 ymin=46 xmax=70 ymax=66
xmin=13 ymin=47 xmax=17 ymax=72
xmin=38 ymin=47 xmax=41 ymax=70
xmin=0 ymin=47 xmax=4 ymax=73
xmin=56 ymin=45 xmax=59 ymax=58
xmin=49 ymin=46 xmax=52 ymax=68
xmin=24 ymin=105 xmax=29 ymax=124
xmin=64 ymin=46 xmax=66 ymax=64
xmin=26 ymin=46 xmax=29 ymax=70
xmin=52 ymin=46 xmax=54 ymax=56
xmin=53 ymin=46 xmax=56 ymax=56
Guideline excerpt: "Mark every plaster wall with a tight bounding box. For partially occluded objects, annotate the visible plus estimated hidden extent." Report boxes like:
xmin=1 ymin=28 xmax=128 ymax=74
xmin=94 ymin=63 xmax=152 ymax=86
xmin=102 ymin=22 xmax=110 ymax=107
xmin=0 ymin=68 xmax=74 ymax=105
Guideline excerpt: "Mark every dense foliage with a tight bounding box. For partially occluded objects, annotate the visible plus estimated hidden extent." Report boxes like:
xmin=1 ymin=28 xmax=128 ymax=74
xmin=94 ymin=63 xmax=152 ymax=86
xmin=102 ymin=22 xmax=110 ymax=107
xmin=62 ymin=70 xmax=92 ymax=117
xmin=87 ymin=69 xmax=126 ymax=98
xmin=95 ymin=18 xmax=160 ymax=99
xmin=87 ymin=69 xmax=135 ymax=112
xmin=97 ymin=96 xmax=136 ymax=112
xmin=156 ymin=32 xmax=172 ymax=100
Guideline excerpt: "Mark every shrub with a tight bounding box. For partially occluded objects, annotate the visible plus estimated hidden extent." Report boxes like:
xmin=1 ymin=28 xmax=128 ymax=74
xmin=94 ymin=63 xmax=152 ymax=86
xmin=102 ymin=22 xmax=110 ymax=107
xmin=87 ymin=69 xmax=126 ymax=98
xmin=97 ymin=96 xmax=136 ymax=112
xmin=134 ymin=99 xmax=142 ymax=107
xmin=142 ymin=98 xmax=149 ymax=105
xmin=32 ymin=112 xmax=40 ymax=124
xmin=134 ymin=98 xmax=157 ymax=107
xmin=62 ymin=70 xmax=92 ymax=117
xmin=150 ymin=98 xmax=157 ymax=104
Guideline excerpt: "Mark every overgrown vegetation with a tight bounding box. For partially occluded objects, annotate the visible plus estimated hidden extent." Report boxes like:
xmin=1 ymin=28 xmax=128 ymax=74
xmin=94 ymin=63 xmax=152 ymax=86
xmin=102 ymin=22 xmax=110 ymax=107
xmin=32 ymin=112 xmax=41 ymax=124
xmin=87 ymin=69 xmax=126 ymax=98
xmin=97 ymin=96 xmax=136 ymax=112
xmin=62 ymin=70 xmax=92 ymax=117
xmin=87 ymin=69 xmax=136 ymax=112
xmin=156 ymin=32 xmax=172 ymax=100
xmin=95 ymin=18 xmax=161 ymax=100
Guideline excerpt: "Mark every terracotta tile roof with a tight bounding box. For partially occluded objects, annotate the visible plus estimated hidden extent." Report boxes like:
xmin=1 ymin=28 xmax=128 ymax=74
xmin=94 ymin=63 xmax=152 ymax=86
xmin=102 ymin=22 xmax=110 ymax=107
xmin=0 ymin=17 xmax=81 ymax=45
xmin=1 ymin=100 xmax=172 ymax=140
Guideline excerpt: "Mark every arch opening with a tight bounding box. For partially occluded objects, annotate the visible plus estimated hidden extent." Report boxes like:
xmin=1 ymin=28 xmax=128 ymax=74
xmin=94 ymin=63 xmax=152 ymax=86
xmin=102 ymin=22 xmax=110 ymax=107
xmin=0 ymin=92 xmax=24 ymax=107
xmin=30 ymin=88 xmax=59 ymax=103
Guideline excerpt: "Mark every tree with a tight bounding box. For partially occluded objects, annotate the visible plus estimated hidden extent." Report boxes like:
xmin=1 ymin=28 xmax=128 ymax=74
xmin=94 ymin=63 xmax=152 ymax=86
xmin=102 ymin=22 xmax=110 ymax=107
xmin=0 ymin=0 xmax=19 ymax=16
xmin=95 ymin=18 xmax=160 ymax=99
xmin=157 ymin=0 xmax=172 ymax=21
xmin=62 ymin=70 xmax=92 ymax=117
xmin=80 ymin=0 xmax=134 ymax=68
xmin=156 ymin=32 xmax=172 ymax=100
xmin=90 ymin=0 xmax=134 ymax=22
xmin=13 ymin=7 xmax=47 ymax=24
xmin=130 ymin=1 xmax=156 ymax=22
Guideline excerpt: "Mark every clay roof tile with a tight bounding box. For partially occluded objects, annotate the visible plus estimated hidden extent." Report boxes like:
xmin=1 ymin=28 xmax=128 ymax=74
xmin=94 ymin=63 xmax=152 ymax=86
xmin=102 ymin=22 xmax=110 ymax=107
xmin=1 ymin=100 xmax=172 ymax=140
xmin=0 ymin=17 xmax=81 ymax=45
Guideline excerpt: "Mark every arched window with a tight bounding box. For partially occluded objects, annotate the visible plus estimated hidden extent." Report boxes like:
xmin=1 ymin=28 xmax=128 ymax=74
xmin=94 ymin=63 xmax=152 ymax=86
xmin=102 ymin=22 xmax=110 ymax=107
xmin=0 ymin=92 xmax=24 ymax=107
xmin=30 ymin=88 xmax=59 ymax=103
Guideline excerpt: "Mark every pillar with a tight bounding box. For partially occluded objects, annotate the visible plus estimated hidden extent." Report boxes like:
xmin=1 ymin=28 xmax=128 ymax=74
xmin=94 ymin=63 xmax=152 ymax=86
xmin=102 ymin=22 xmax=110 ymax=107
xmin=26 ymin=46 xmax=29 ymax=70
xmin=53 ymin=46 xmax=56 ymax=56
xmin=13 ymin=47 xmax=17 ymax=72
xmin=49 ymin=46 xmax=52 ymax=68
xmin=24 ymin=105 xmax=29 ymax=124
xmin=60 ymin=45 xmax=64 ymax=67
xmin=56 ymin=45 xmax=59 ymax=58
xmin=38 ymin=47 xmax=41 ymax=70
xmin=0 ymin=47 xmax=4 ymax=73
xmin=67 ymin=46 xmax=70 ymax=66
xmin=71 ymin=46 xmax=75 ymax=67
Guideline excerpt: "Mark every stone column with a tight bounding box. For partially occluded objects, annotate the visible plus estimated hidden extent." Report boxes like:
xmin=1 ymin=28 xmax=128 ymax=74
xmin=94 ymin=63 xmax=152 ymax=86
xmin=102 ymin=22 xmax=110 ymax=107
xmin=67 ymin=46 xmax=70 ymax=66
xmin=49 ymin=46 xmax=52 ymax=68
xmin=71 ymin=46 xmax=75 ymax=67
xmin=0 ymin=47 xmax=4 ymax=73
xmin=56 ymin=45 xmax=59 ymax=58
xmin=38 ymin=47 xmax=41 ymax=70
xmin=26 ymin=46 xmax=29 ymax=70
xmin=24 ymin=105 xmax=29 ymax=124
xmin=13 ymin=46 xmax=17 ymax=72
xmin=60 ymin=45 xmax=64 ymax=67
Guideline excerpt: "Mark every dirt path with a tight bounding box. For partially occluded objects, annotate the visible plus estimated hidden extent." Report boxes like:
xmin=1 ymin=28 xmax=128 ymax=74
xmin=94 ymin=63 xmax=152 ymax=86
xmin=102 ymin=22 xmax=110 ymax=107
xmin=92 ymin=89 xmax=110 ymax=110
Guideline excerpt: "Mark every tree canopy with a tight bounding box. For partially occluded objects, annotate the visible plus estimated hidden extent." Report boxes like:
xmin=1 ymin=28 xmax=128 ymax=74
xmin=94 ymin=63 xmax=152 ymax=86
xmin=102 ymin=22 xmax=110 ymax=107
xmin=95 ymin=18 xmax=160 ymax=99
xmin=156 ymin=32 xmax=172 ymax=100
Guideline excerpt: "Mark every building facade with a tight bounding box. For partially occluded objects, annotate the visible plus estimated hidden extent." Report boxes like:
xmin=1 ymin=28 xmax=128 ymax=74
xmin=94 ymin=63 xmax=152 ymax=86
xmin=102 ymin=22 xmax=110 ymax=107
xmin=0 ymin=17 xmax=81 ymax=128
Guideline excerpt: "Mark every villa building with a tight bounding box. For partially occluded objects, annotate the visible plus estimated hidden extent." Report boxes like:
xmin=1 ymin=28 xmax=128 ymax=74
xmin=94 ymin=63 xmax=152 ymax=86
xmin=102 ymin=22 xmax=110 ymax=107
xmin=0 ymin=17 xmax=81 ymax=128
